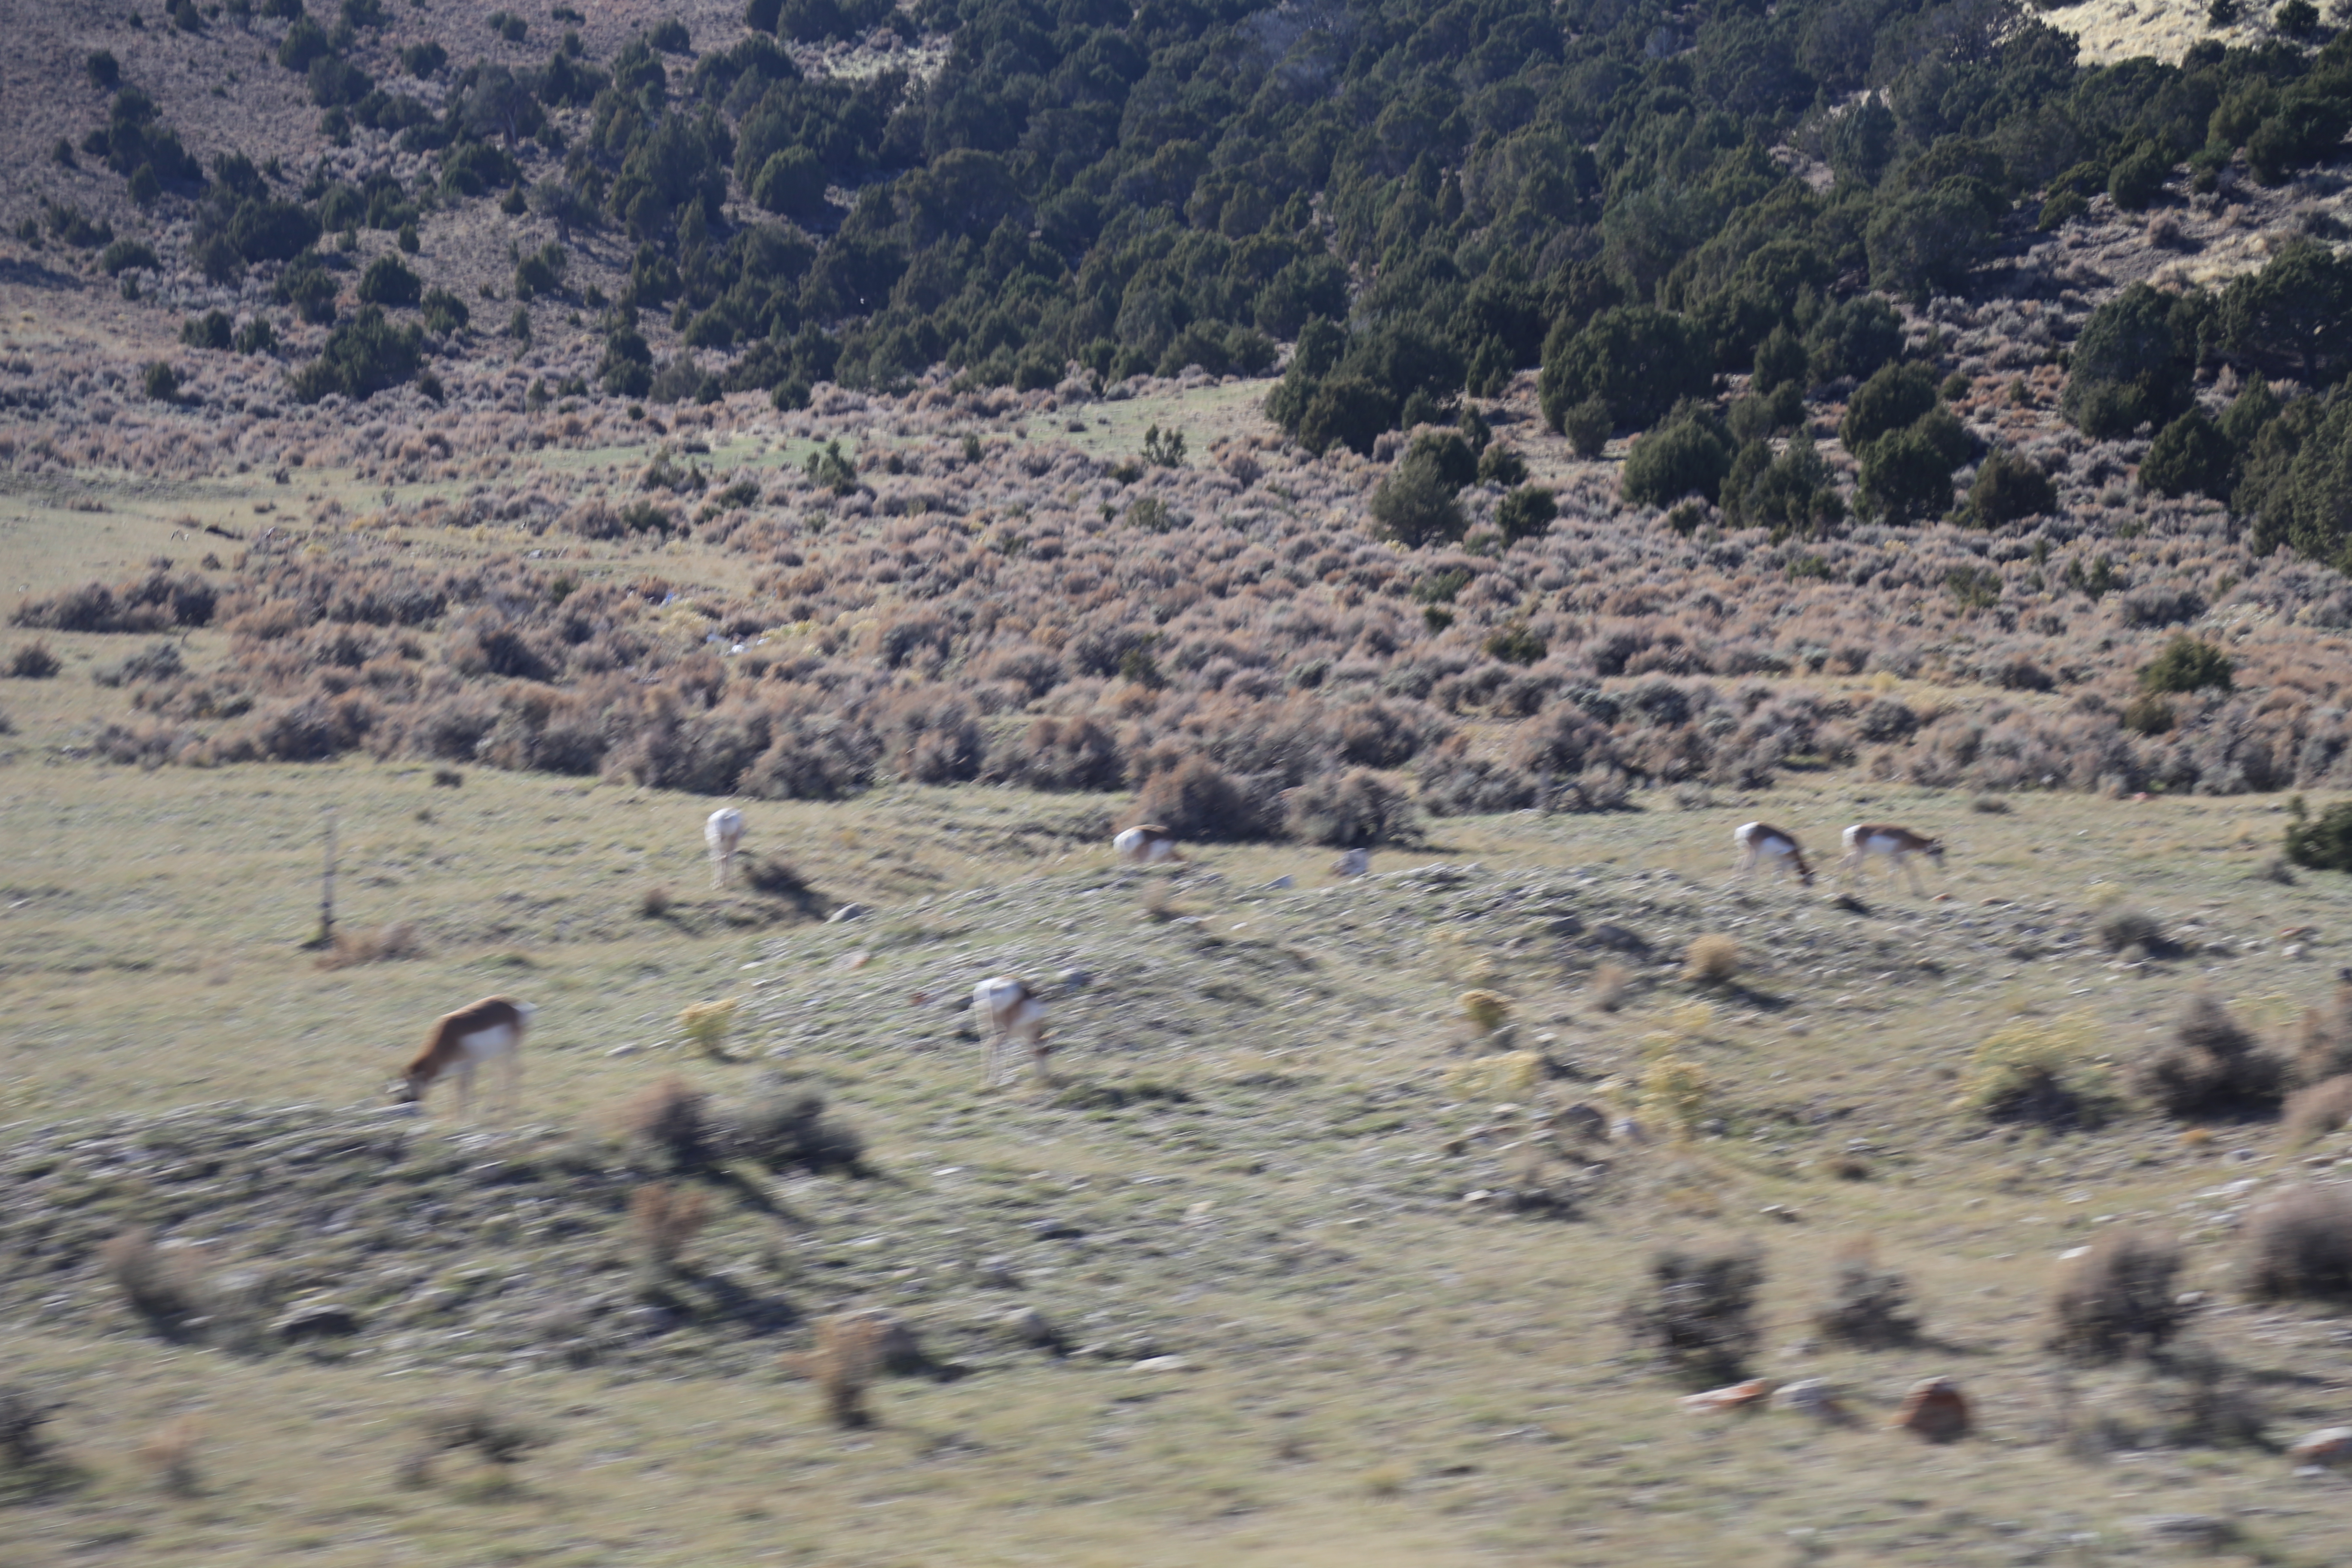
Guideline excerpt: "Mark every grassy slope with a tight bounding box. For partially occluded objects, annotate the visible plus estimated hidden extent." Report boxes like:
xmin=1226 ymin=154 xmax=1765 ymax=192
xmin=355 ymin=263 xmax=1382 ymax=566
xmin=5 ymin=456 xmax=2352 ymax=1562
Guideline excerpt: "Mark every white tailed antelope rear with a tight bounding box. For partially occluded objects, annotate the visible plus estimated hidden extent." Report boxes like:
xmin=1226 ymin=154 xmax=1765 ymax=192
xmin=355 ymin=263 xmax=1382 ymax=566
xmin=1113 ymin=824 xmax=1183 ymax=865
xmin=1733 ymin=821 xmax=1814 ymax=887
xmin=1841 ymin=824 xmax=1945 ymax=895
xmin=705 ymin=807 xmax=745 ymax=889
xmin=391 ymin=996 xmax=532 ymax=1119
xmin=974 ymin=976 xmax=1050 ymax=1086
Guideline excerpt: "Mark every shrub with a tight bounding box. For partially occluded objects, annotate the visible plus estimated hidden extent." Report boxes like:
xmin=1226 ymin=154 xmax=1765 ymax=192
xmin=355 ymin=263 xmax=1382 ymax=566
xmin=1591 ymin=960 xmax=1632 ymax=1011
xmin=622 ymin=1076 xmax=712 ymax=1171
xmin=2141 ymin=411 xmax=2233 ymax=499
xmin=357 ymin=254 xmax=422 ymax=306
xmin=714 ymin=1078 xmax=865 ymax=1172
xmin=1622 ymin=1243 xmax=1764 ymax=1383
xmin=0 ymin=1385 xmax=58 ymax=1476
xmin=1960 ymin=1013 xmax=2118 ymax=1128
xmin=1284 ymin=767 xmax=1415 ymax=848
xmin=1857 ymin=419 xmax=1964 ymax=524
xmin=1681 ymin=933 xmax=1740 ymax=985
xmin=316 ymin=921 xmax=427 ymax=970
xmin=99 ymin=1228 xmax=205 ymax=1335
xmin=1133 ymin=754 xmax=1277 ymax=841
xmin=181 ymin=310 xmax=232 ymax=351
xmin=1476 ymin=443 xmax=1527 ymax=486
xmin=2096 ymin=905 xmax=2167 ymax=954
xmin=101 ymin=239 xmax=158 ymax=276
xmin=1640 ymin=1055 xmax=1710 ymax=1136
xmin=2291 ymin=972 xmax=2352 ymax=1080
xmin=679 ymin=998 xmax=740 ymax=1060
xmin=2063 ymin=284 xmax=2193 ymax=438
xmin=1540 ymin=306 xmax=1712 ymax=433
xmin=7 ymin=643 xmax=60 ymax=679
xmin=1561 ymin=395 xmax=1612 ymax=458
xmin=2051 ymin=1230 xmax=2185 ymax=1360
xmin=752 ymin=147 xmax=827 ymax=218
xmin=2283 ymin=1075 xmax=2352 ymax=1144
xmin=291 ymin=306 xmax=423 ymax=402
xmin=810 ymin=1313 xmax=886 ymax=1427
xmin=1621 ymin=414 xmax=1732 ymax=508
xmin=1840 ymin=361 xmax=1938 ymax=451
xmin=1482 ymin=621 xmax=1547 ymax=664
xmin=1814 ymin=1245 xmax=1920 ymax=1348
xmin=2107 ymin=142 xmax=2172 ymax=211
xmin=1495 ymin=485 xmax=1557 ymax=544
xmin=2132 ymin=992 xmax=2285 ymax=1116
xmin=406 ymin=1406 xmax=545 ymax=1486
xmin=142 ymin=361 xmax=179 ymax=402
xmin=1367 ymin=450 xmax=1466 ymax=548
xmin=421 ymin=288 xmax=470 ymax=335
xmin=628 ymin=1183 xmax=709 ymax=1285
xmin=2243 ymin=1185 xmax=2352 ymax=1302
xmin=1967 ymin=449 xmax=2056 ymax=524
xmin=2139 ymin=636 xmax=2233 ymax=695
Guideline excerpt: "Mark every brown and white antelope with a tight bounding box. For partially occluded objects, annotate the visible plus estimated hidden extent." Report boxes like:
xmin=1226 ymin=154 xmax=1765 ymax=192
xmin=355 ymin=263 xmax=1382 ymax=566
xmin=974 ymin=976 xmax=1050 ymax=1086
xmin=1734 ymin=821 xmax=1814 ymax=887
xmin=1113 ymin=824 xmax=1184 ymax=865
xmin=1841 ymin=824 xmax=1945 ymax=894
xmin=390 ymin=996 xmax=532 ymax=1119
xmin=705 ymin=807 xmax=745 ymax=889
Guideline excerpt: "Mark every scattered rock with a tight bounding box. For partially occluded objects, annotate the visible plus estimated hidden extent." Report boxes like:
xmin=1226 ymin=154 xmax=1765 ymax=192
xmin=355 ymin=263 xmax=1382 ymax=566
xmin=1030 ymin=1218 xmax=1085 ymax=1240
xmin=1331 ymin=848 xmax=1370 ymax=877
xmin=271 ymin=1299 xmax=362 ymax=1341
xmin=1059 ymin=968 xmax=1090 ymax=992
xmin=2287 ymin=1426 xmax=2352 ymax=1468
xmin=1130 ymin=1354 xmax=1194 ymax=1373
xmin=1610 ymin=1115 xmax=1649 ymax=1145
xmin=974 ymin=1256 xmax=1020 ymax=1288
xmin=1681 ymin=1378 xmax=1773 ymax=1414
xmin=1266 ymin=875 xmax=1294 ymax=889
xmin=1759 ymin=1204 xmax=1802 ymax=1223
xmin=827 ymin=903 xmax=867 ymax=923
xmin=1889 ymin=1375 xmax=1969 ymax=1442
xmin=605 ymin=1042 xmax=640 ymax=1057
xmin=1589 ymin=923 xmax=1649 ymax=955
xmin=1770 ymin=1378 xmax=1844 ymax=1421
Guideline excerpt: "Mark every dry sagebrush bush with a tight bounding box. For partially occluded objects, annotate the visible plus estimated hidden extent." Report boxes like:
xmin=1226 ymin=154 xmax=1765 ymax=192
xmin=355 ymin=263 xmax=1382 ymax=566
xmin=678 ymin=997 xmax=741 ymax=1061
xmin=1814 ymin=1240 xmax=1921 ymax=1349
xmin=714 ymin=1080 xmax=865 ymax=1173
xmin=628 ymin=1183 xmax=711 ymax=1282
xmin=2132 ymin=992 xmax=2286 ymax=1118
xmin=2242 ymin=1185 xmax=2352 ymax=1303
xmin=314 ymin=920 xmax=427 ymax=971
xmin=1681 ymin=934 xmax=1740 ymax=986
xmin=2051 ymin=1230 xmax=2184 ymax=1361
xmin=6 ymin=642 xmax=61 ymax=679
xmin=809 ymin=1313 xmax=888 ymax=1428
xmin=1590 ymin=960 xmax=1633 ymax=1012
xmin=135 ymin=1418 xmax=202 ymax=1496
xmin=1622 ymin=1243 xmax=1764 ymax=1383
xmin=1459 ymin=989 xmax=1510 ymax=1035
xmin=1961 ymin=1014 xmax=2119 ymax=1129
xmin=2284 ymin=1075 xmax=2352 ymax=1145
xmin=1640 ymin=1055 xmax=1711 ymax=1137
xmin=621 ymin=1076 xmax=712 ymax=1171
xmin=99 ymin=1229 xmax=207 ymax=1333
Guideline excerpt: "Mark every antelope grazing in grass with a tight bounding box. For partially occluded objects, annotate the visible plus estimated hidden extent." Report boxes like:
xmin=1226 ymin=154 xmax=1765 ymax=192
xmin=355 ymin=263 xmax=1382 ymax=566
xmin=1841 ymin=824 xmax=1945 ymax=895
xmin=1734 ymin=821 xmax=1814 ymax=887
xmin=974 ymin=976 xmax=1050 ymax=1086
xmin=391 ymin=996 xmax=532 ymax=1119
xmin=1113 ymin=824 xmax=1184 ymax=865
xmin=705 ymin=807 xmax=745 ymax=889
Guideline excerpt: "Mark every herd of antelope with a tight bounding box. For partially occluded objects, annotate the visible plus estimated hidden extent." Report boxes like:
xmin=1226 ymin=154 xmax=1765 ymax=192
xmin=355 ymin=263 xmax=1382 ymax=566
xmin=392 ymin=808 xmax=1948 ymax=1115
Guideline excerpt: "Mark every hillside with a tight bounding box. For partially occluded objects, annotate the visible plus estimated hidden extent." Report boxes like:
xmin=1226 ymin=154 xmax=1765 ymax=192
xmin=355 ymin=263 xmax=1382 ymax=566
xmin=10 ymin=0 xmax=2352 ymax=1562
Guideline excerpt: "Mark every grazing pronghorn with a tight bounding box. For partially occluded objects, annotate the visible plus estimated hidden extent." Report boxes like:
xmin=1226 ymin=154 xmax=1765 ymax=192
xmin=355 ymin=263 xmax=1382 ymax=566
xmin=705 ymin=807 xmax=745 ymax=889
xmin=1733 ymin=821 xmax=1814 ymax=887
xmin=391 ymin=996 xmax=532 ymax=1118
xmin=1841 ymin=824 xmax=1945 ymax=894
xmin=1113 ymin=824 xmax=1184 ymax=866
xmin=974 ymin=976 xmax=1050 ymax=1086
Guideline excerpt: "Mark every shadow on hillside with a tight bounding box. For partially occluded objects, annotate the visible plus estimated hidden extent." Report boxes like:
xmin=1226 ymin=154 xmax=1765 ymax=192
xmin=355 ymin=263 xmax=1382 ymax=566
xmin=0 ymin=257 xmax=82 ymax=293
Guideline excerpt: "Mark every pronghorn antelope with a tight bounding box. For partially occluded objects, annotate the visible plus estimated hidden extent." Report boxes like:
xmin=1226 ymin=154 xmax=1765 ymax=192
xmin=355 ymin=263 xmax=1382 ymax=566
xmin=391 ymin=996 xmax=532 ymax=1118
xmin=1733 ymin=821 xmax=1814 ymax=887
xmin=1113 ymin=824 xmax=1184 ymax=865
xmin=705 ymin=807 xmax=745 ymax=889
xmin=974 ymin=976 xmax=1050 ymax=1086
xmin=1841 ymin=824 xmax=1945 ymax=894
